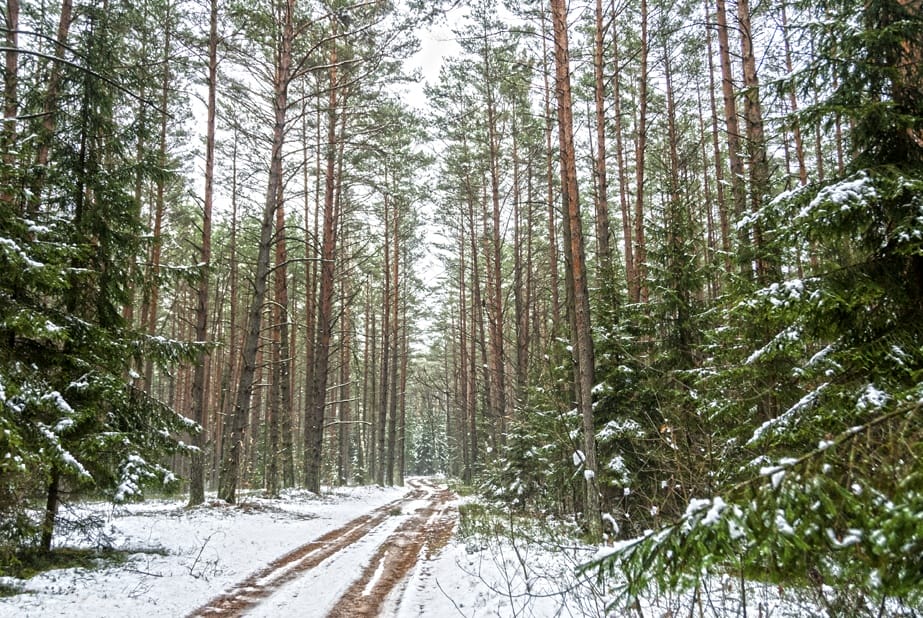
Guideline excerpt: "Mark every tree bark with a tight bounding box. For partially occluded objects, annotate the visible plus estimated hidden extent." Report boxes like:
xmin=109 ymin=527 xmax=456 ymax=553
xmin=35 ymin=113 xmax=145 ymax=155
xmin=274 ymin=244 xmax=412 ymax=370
xmin=337 ymin=277 xmax=352 ymax=486
xmin=216 ymin=133 xmax=240 ymax=489
xmin=609 ymin=2 xmax=635 ymax=303
xmin=266 ymin=189 xmax=291 ymax=497
xmin=512 ymin=126 xmax=533 ymax=409
xmin=40 ymin=467 xmax=60 ymax=553
xmin=29 ymin=0 xmax=73 ymax=212
xmin=704 ymin=2 xmax=732 ymax=273
xmin=376 ymin=191 xmax=391 ymax=486
xmin=188 ymin=0 xmax=218 ymax=507
xmin=592 ymin=0 xmax=615 ymax=298
xmin=302 ymin=89 xmax=320 ymax=488
xmin=1 ymin=0 xmax=19 ymax=209
xmin=632 ymin=0 xmax=650 ymax=304
xmin=386 ymin=186 xmax=400 ymax=485
xmin=217 ymin=0 xmax=294 ymax=504
xmin=550 ymin=0 xmax=602 ymax=541
xmin=141 ymin=10 xmax=173 ymax=392
xmin=715 ymin=0 xmax=749 ymax=276
xmin=539 ymin=7 xmax=561 ymax=334
xmin=737 ymin=0 xmax=773 ymax=282
xmin=781 ymin=3 xmax=808 ymax=188
xmin=272 ymin=165 xmax=294 ymax=491
xmin=360 ymin=279 xmax=373 ymax=481
xmin=304 ymin=32 xmax=341 ymax=493
xmin=464 ymin=150 xmax=489 ymax=467
xmin=482 ymin=40 xmax=509 ymax=440
xmin=396 ymin=290 xmax=409 ymax=486
xmin=458 ymin=211 xmax=471 ymax=482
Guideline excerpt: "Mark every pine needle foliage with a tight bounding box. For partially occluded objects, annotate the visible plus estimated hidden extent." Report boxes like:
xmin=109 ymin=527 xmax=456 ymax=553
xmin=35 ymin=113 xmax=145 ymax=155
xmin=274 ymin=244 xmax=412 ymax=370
xmin=584 ymin=0 xmax=923 ymax=611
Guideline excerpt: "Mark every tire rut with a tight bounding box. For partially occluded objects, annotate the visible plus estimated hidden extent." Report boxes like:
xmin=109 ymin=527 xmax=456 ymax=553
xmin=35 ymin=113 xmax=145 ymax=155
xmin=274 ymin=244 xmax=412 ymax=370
xmin=326 ymin=485 xmax=457 ymax=617
xmin=187 ymin=481 xmax=434 ymax=617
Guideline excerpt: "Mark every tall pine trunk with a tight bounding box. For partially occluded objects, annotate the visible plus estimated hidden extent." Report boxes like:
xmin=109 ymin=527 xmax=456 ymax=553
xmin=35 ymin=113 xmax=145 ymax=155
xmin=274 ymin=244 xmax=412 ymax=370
xmin=540 ymin=7 xmax=561 ymax=336
xmin=458 ymin=214 xmax=471 ymax=481
xmin=217 ymin=0 xmax=293 ymax=503
xmin=609 ymin=2 xmax=635 ymax=302
xmin=386 ymin=188 xmax=400 ymax=485
xmin=0 ymin=0 xmax=19 ymax=206
xmin=737 ymin=0 xmax=773 ymax=282
xmin=715 ymin=0 xmax=749 ymax=277
xmin=337 ymin=271 xmax=352 ymax=486
xmin=1 ymin=0 xmax=18 ymax=210
xmin=376 ymin=192 xmax=391 ymax=486
xmin=483 ymin=45 xmax=508 ymax=440
xmin=304 ymin=36 xmax=340 ymax=493
xmin=139 ymin=14 xmax=173 ymax=393
xmin=633 ymin=0 xmax=650 ymax=304
xmin=592 ymin=0 xmax=615 ymax=301
xmin=781 ymin=4 xmax=808 ymax=188
xmin=550 ymin=0 xmax=602 ymax=541
xmin=188 ymin=0 xmax=218 ymax=507
xmin=704 ymin=2 xmax=732 ymax=273
xmin=301 ymin=92 xmax=320 ymax=488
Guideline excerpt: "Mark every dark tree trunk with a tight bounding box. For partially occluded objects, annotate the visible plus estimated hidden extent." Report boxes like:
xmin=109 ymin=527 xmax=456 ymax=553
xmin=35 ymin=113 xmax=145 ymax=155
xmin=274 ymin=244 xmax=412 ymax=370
xmin=40 ymin=468 xmax=60 ymax=553
xmin=217 ymin=0 xmax=293 ymax=504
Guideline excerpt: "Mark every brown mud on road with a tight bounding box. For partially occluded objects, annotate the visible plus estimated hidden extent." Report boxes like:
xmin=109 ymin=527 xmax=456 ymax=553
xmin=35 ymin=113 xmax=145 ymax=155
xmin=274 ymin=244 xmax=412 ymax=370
xmin=188 ymin=478 xmax=457 ymax=618
xmin=326 ymin=484 xmax=457 ymax=617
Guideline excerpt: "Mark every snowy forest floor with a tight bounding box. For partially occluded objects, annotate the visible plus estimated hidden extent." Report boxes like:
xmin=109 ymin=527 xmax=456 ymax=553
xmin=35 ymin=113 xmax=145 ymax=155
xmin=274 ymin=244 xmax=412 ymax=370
xmin=0 ymin=478 xmax=852 ymax=617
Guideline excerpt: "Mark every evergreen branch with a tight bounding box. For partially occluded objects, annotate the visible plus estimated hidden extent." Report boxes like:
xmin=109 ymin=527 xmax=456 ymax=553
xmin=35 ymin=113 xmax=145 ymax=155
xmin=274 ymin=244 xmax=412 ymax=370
xmin=736 ymin=399 xmax=922 ymax=494
xmin=0 ymin=47 xmax=169 ymax=118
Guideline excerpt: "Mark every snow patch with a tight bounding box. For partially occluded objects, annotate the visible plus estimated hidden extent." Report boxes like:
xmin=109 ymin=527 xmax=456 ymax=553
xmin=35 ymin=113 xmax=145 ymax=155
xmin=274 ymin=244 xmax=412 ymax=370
xmin=597 ymin=418 xmax=644 ymax=441
xmin=749 ymin=382 xmax=828 ymax=444
xmin=42 ymin=391 xmax=75 ymax=417
xmin=857 ymin=383 xmax=888 ymax=411
xmin=363 ymin=552 xmax=388 ymax=596
xmin=0 ymin=236 xmax=44 ymax=269
xmin=799 ymin=171 xmax=875 ymax=220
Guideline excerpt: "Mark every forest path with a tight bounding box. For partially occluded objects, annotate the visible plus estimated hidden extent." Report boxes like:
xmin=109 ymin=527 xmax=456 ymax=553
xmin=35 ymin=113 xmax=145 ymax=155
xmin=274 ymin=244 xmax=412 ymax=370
xmin=188 ymin=478 xmax=457 ymax=618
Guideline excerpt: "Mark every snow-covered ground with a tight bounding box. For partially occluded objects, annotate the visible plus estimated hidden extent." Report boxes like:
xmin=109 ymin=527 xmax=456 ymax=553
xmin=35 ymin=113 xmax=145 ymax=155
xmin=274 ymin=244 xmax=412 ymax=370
xmin=0 ymin=481 xmax=893 ymax=617
xmin=0 ymin=481 xmax=613 ymax=617
xmin=0 ymin=485 xmax=410 ymax=617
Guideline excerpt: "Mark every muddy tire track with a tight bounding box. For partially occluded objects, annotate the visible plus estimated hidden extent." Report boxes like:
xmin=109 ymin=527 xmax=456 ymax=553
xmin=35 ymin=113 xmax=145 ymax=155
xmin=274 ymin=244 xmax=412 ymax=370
xmin=188 ymin=480 xmax=435 ymax=617
xmin=326 ymin=485 xmax=457 ymax=617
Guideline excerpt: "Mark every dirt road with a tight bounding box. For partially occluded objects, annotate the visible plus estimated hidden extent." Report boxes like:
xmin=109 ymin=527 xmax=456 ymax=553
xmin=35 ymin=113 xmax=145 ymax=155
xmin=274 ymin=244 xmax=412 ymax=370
xmin=188 ymin=478 xmax=457 ymax=618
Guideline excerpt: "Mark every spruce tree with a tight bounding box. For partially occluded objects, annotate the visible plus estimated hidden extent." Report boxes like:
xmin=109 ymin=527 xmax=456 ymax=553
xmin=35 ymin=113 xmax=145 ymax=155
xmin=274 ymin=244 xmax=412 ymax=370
xmin=0 ymin=1 xmax=196 ymax=560
xmin=586 ymin=0 xmax=923 ymax=611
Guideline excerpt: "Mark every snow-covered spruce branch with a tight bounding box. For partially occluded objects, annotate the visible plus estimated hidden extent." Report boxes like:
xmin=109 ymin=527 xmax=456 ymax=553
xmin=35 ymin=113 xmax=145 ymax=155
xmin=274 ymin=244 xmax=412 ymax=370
xmin=739 ymin=399 xmax=921 ymax=493
xmin=581 ymin=398 xmax=923 ymax=610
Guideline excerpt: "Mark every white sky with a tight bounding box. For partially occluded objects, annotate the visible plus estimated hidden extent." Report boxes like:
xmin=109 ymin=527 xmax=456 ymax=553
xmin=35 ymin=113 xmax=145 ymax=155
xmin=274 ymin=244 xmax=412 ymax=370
xmin=401 ymin=18 xmax=462 ymax=110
